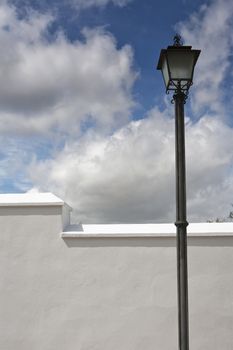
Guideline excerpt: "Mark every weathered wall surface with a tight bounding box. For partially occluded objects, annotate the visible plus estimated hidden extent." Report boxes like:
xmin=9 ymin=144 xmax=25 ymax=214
xmin=0 ymin=197 xmax=233 ymax=350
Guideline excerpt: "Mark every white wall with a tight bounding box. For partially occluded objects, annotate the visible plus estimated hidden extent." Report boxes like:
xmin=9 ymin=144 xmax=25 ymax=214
xmin=0 ymin=194 xmax=233 ymax=350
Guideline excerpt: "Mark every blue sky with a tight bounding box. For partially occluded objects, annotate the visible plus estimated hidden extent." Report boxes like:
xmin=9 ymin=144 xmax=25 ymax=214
xmin=1 ymin=0 xmax=233 ymax=223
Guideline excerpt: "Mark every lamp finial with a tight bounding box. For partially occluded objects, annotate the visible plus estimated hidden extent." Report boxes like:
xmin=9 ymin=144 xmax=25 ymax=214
xmin=173 ymin=34 xmax=183 ymax=46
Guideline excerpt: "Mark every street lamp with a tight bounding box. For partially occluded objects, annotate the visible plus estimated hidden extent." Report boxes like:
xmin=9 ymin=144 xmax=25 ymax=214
xmin=157 ymin=34 xmax=200 ymax=350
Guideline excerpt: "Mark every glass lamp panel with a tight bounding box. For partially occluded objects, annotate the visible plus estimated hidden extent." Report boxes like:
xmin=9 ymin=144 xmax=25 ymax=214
xmin=167 ymin=50 xmax=196 ymax=81
xmin=161 ymin=55 xmax=170 ymax=88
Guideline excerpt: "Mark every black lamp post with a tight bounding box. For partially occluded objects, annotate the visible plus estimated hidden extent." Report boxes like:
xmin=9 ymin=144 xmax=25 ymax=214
xmin=157 ymin=35 xmax=200 ymax=350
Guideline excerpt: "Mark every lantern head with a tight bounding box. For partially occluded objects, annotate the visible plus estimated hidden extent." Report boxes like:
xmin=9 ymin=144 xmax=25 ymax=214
xmin=157 ymin=35 xmax=201 ymax=93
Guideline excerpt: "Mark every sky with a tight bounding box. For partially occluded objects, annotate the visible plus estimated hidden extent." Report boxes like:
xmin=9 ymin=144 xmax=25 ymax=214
xmin=1 ymin=0 xmax=233 ymax=223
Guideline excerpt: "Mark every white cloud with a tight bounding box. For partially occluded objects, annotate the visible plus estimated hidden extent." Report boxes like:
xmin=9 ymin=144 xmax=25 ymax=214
xmin=29 ymin=109 xmax=233 ymax=223
xmin=0 ymin=4 xmax=136 ymax=136
xmin=28 ymin=109 xmax=176 ymax=223
xmin=178 ymin=0 xmax=233 ymax=116
xmin=71 ymin=0 xmax=132 ymax=10
xmin=27 ymin=0 xmax=233 ymax=223
xmin=186 ymin=116 xmax=233 ymax=221
xmin=2 ymin=0 xmax=233 ymax=224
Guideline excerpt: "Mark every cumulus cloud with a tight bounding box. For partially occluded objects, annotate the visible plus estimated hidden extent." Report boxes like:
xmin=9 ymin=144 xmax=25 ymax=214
xmin=27 ymin=0 xmax=233 ymax=223
xmin=29 ymin=109 xmax=176 ymax=223
xmin=186 ymin=116 xmax=233 ymax=222
xmin=2 ymin=0 xmax=233 ymax=224
xmin=0 ymin=3 xmax=136 ymax=136
xmin=29 ymin=109 xmax=233 ymax=223
xmin=178 ymin=0 xmax=233 ymax=116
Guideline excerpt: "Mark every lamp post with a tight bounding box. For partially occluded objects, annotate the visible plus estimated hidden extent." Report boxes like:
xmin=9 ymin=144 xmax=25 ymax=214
xmin=156 ymin=35 xmax=200 ymax=350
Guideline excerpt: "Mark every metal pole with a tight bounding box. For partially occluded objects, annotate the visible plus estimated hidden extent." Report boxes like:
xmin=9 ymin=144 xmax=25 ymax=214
xmin=173 ymin=88 xmax=189 ymax=350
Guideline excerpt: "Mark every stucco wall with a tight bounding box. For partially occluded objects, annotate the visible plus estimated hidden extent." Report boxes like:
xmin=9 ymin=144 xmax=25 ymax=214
xmin=0 ymin=199 xmax=233 ymax=350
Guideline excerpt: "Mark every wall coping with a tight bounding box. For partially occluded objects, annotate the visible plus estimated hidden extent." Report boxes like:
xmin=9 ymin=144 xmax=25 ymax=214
xmin=0 ymin=192 xmax=65 ymax=207
xmin=61 ymin=222 xmax=233 ymax=238
xmin=1 ymin=193 xmax=233 ymax=237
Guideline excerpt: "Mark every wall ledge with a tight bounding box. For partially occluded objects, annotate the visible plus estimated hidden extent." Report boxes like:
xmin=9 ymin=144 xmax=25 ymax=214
xmin=0 ymin=192 xmax=66 ymax=207
xmin=61 ymin=222 xmax=233 ymax=238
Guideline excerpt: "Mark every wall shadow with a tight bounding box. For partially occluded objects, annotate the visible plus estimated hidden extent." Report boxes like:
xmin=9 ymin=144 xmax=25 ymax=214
xmin=62 ymin=236 xmax=233 ymax=248
xmin=188 ymin=236 xmax=233 ymax=247
xmin=0 ymin=206 xmax=61 ymax=216
xmin=62 ymin=237 xmax=176 ymax=248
